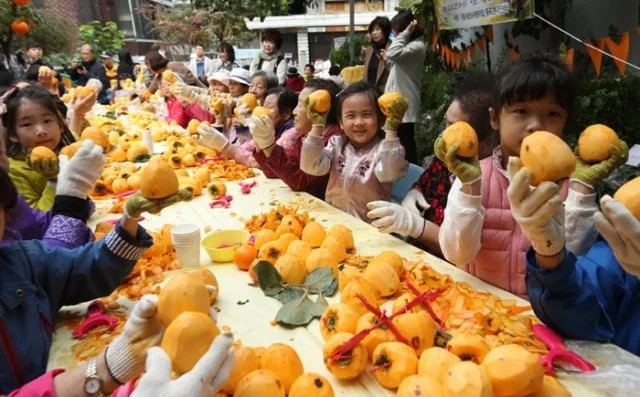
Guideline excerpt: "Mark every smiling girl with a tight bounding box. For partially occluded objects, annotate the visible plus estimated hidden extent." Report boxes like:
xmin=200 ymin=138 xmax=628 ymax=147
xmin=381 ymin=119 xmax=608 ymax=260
xmin=300 ymin=81 xmax=408 ymax=221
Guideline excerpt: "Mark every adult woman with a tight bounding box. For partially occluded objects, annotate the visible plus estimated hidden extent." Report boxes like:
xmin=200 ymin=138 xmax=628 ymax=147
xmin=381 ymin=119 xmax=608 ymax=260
xmin=249 ymin=29 xmax=288 ymax=85
xmin=362 ymin=16 xmax=392 ymax=94
xmin=116 ymin=47 xmax=135 ymax=81
xmin=145 ymin=50 xmax=205 ymax=94
xmin=214 ymin=42 xmax=239 ymax=72
xmin=384 ymin=11 xmax=426 ymax=164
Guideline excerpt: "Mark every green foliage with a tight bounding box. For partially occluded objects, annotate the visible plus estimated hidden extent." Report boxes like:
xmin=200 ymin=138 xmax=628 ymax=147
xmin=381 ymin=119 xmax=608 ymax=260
xmin=78 ymin=21 xmax=124 ymax=54
xmin=415 ymin=67 xmax=455 ymax=160
xmin=329 ymin=35 xmax=366 ymax=68
xmin=0 ymin=1 xmax=43 ymax=59
xmin=11 ymin=9 xmax=71 ymax=55
xmin=43 ymin=52 xmax=72 ymax=71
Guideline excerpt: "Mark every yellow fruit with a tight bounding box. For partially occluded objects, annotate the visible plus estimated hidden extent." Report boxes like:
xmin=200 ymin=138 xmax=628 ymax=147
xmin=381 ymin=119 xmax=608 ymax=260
xmin=417 ymin=347 xmax=461 ymax=383
xmin=340 ymin=278 xmax=379 ymax=315
xmin=446 ymin=333 xmax=491 ymax=363
xmin=286 ymin=240 xmax=312 ymax=261
xmin=443 ymin=361 xmax=493 ymax=397
xmin=254 ymin=229 xmax=278 ymax=250
xmin=377 ymin=92 xmax=406 ymax=116
xmin=126 ymin=144 xmax=151 ymax=162
xmin=355 ymin=312 xmax=395 ymax=358
xmin=260 ymin=343 xmax=304 ymax=393
xmin=520 ymin=131 xmax=576 ymax=186
xmin=239 ymin=93 xmax=258 ymax=110
xmin=363 ymin=260 xmax=400 ymax=297
xmin=306 ymin=90 xmax=331 ymax=113
xmin=326 ymin=224 xmax=354 ymax=252
xmin=577 ymin=124 xmax=621 ymax=163
xmin=481 ymin=344 xmax=544 ymax=396
xmin=252 ymin=106 xmax=274 ymax=120
xmin=301 ymin=221 xmax=326 ymax=248
xmin=319 ymin=303 xmax=360 ymax=341
xmin=274 ymin=253 xmax=306 ymax=284
xmin=305 ymin=248 xmax=340 ymax=276
xmin=140 ymin=157 xmax=179 ymax=199
xmin=188 ymin=267 xmax=219 ymax=303
xmin=29 ymin=146 xmax=56 ymax=162
xmin=221 ymin=346 xmax=260 ymax=395
xmin=613 ymin=176 xmax=640 ymax=220
xmin=233 ymin=369 xmax=285 ymax=397
xmin=160 ymin=311 xmax=219 ymax=374
xmin=289 ymin=373 xmax=334 ymax=397
xmin=531 ymin=375 xmax=571 ymax=397
xmin=320 ymin=235 xmax=347 ymax=263
xmin=443 ymin=121 xmax=478 ymax=158
xmin=370 ymin=250 xmax=404 ymax=278
xmin=392 ymin=311 xmax=436 ymax=355
xmin=396 ymin=375 xmax=444 ymax=397
xmin=157 ymin=273 xmax=211 ymax=326
xmin=80 ymin=126 xmax=110 ymax=152
xmin=275 ymin=215 xmax=303 ymax=238
xmin=371 ymin=341 xmax=419 ymax=389
xmin=323 ymin=332 xmax=368 ymax=380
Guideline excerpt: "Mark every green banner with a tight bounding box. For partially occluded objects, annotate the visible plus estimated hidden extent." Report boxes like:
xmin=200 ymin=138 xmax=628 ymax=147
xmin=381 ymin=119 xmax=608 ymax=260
xmin=435 ymin=0 xmax=534 ymax=30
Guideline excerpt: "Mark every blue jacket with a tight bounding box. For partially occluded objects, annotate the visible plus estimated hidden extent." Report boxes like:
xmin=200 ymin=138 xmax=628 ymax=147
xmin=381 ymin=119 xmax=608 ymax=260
xmin=0 ymin=225 xmax=152 ymax=393
xmin=526 ymin=238 xmax=640 ymax=356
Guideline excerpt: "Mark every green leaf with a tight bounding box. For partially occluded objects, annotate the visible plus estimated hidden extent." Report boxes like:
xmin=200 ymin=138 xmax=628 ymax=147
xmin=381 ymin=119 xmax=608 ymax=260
xmin=312 ymin=294 xmax=329 ymax=316
xmin=275 ymin=293 xmax=321 ymax=326
xmin=254 ymin=260 xmax=283 ymax=296
xmin=274 ymin=286 xmax=305 ymax=305
xmin=322 ymin=278 xmax=339 ymax=297
xmin=303 ymin=268 xmax=335 ymax=293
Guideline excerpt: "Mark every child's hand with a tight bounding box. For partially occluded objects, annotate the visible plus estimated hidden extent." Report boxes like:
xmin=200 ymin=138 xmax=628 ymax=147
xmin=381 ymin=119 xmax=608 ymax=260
xmin=304 ymin=97 xmax=329 ymax=127
xmin=197 ymin=124 xmax=229 ymax=152
xmin=105 ymin=295 xmax=164 ymax=384
xmin=434 ymin=135 xmax=480 ymax=184
xmin=131 ymin=333 xmax=234 ymax=397
xmin=594 ymin=195 xmax=640 ymax=277
xmin=367 ymin=200 xmax=425 ymax=238
xmin=507 ymin=157 xmax=566 ymax=257
xmin=572 ymin=141 xmax=629 ymax=188
xmin=383 ymin=97 xmax=409 ymax=132
xmin=28 ymin=152 xmax=59 ymax=181
xmin=57 ymin=140 xmax=105 ymax=199
xmin=125 ymin=189 xmax=194 ymax=219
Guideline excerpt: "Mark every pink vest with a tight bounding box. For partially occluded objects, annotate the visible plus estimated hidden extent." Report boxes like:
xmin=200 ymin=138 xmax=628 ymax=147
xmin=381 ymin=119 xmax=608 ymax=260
xmin=462 ymin=152 xmax=567 ymax=299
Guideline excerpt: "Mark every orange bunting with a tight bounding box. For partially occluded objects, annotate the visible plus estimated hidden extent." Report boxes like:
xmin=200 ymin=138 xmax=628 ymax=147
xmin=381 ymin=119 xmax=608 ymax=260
xmin=507 ymin=47 xmax=521 ymax=61
xmin=636 ymin=27 xmax=640 ymax=35
xmin=462 ymin=49 xmax=470 ymax=67
xmin=485 ymin=26 xmax=494 ymax=42
xmin=477 ymin=37 xmax=486 ymax=54
xmin=586 ymin=39 xmax=605 ymax=76
xmin=431 ymin=26 xmax=439 ymax=50
xmin=453 ymin=52 xmax=461 ymax=69
xmin=604 ymin=32 xmax=630 ymax=75
xmin=469 ymin=43 xmax=477 ymax=62
xmin=566 ymin=48 xmax=575 ymax=70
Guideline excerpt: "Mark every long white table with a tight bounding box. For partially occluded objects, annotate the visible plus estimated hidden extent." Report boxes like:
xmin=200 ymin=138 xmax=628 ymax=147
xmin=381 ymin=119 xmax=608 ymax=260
xmin=48 ymin=169 xmax=631 ymax=396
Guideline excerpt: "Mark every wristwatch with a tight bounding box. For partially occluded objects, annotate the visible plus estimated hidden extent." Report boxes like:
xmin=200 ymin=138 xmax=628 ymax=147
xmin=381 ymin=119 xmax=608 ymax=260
xmin=84 ymin=358 xmax=104 ymax=397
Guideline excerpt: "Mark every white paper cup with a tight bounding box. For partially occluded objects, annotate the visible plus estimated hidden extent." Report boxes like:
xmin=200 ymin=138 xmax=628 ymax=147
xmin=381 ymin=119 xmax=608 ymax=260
xmin=173 ymin=241 xmax=201 ymax=268
xmin=171 ymin=224 xmax=200 ymax=244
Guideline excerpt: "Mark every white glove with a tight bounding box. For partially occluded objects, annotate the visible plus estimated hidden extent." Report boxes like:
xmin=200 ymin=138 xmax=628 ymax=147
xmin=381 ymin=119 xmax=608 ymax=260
xmin=56 ymin=140 xmax=105 ymax=199
xmin=401 ymin=189 xmax=430 ymax=215
xmin=248 ymin=115 xmax=276 ymax=150
xmin=236 ymin=103 xmax=250 ymax=125
xmin=366 ymin=200 xmax=425 ymax=238
xmin=197 ymin=124 xmax=229 ymax=152
xmin=131 ymin=333 xmax=234 ymax=397
xmin=105 ymin=295 xmax=164 ymax=384
xmin=594 ymin=195 xmax=640 ymax=277
xmin=507 ymin=157 xmax=565 ymax=257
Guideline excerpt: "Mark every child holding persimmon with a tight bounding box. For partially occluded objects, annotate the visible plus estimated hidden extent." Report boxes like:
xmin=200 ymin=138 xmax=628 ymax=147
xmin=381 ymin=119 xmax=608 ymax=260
xmin=507 ymin=158 xmax=640 ymax=355
xmin=436 ymin=56 xmax=629 ymax=298
xmin=300 ymin=81 xmax=408 ymax=222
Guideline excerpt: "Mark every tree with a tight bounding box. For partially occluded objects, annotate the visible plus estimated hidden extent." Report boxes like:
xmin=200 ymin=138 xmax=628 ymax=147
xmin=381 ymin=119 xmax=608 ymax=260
xmin=0 ymin=0 xmax=42 ymax=62
xmin=78 ymin=21 xmax=125 ymax=55
xmin=12 ymin=9 xmax=72 ymax=55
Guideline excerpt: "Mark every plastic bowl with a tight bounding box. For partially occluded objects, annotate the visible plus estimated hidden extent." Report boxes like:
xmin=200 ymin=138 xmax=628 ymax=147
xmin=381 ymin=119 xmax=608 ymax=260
xmin=202 ymin=229 xmax=250 ymax=263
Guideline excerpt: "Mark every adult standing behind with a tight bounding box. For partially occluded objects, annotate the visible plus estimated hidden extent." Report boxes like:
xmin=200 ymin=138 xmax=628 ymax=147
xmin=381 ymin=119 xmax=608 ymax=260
xmin=188 ymin=44 xmax=216 ymax=85
xmin=145 ymin=50 xmax=205 ymax=94
xmin=212 ymin=42 xmax=239 ymax=72
xmin=101 ymin=51 xmax=118 ymax=81
xmin=23 ymin=41 xmax=48 ymax=81
xmin=285 ymin=67 xmax=305 ymax=93
xmin=362 ymin=16 xmax=392 ymax=94
xmin=249 ymin=28 xmax=288 ymax=85
xmin=117 ymin=48 xmax=135 ymax=80
xmin=384 ymin=11 xmax=426 ymax=164
xmin=70 ymin=44 xmax=110 ymax=104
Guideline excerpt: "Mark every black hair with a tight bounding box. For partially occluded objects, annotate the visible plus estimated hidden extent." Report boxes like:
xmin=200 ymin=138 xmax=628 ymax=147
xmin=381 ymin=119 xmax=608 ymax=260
xmin=0 ymin=166 xmax=18 ymax=210
xmin=304 ymin=78 xmax=341 ymax=125
xmin=118 ymin=48 xmax=134 ymax=66
xmin=26 ymin=41 xmax=42 ymax=50
xmin=368 ymin=16 xmax=392 ymax=40
xmin=329 ymin=65 xmax=341 ymax=76
xmin=194 ymin=43 xmax=205 ymax=49
xmin=494 ymin=55 xmax=577 ymax=117
xmin=252 ymin=70 xmax=278 ymax=90
xmin=219 ymin=42 xmax=236 ymax=63
xmin=261 ymin=29 xmax=283 ymax=50
xmin=266 ymin=87 xmax=297 ymax=117
xmin=391 ymin=11 xmax=424 ymax=41
xmin=336 ymin=81 xmax=384 ymax=135
xmin=144 ymin=50 xmax=169 ymax=73
xmin=452 ymin=72 xmax=496 ymax=142
xmin=1 ymin=84 xmax=75 ymax=159
xmin=304 ymin=64 xmax=315 ymax=73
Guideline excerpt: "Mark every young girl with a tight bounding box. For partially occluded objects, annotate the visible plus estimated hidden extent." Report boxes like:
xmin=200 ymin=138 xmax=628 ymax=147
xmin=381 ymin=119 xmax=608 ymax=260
xmin=249 ymin=70 xmax=278 ymax=105
xmin=252 ymin=80 xmax=342 ymax=199
xmin=367 ymin=73 xmax=497 ymax=255
xmin=3 ymin=85 xmax=77 ymax=211
xmin=437 ymin=57 xmax=628 ymax=297
xmin=301 ymin=81 xmax=408 ymax=221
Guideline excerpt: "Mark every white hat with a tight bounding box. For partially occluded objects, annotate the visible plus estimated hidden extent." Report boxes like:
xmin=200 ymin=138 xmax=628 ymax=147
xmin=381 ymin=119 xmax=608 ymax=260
xmin=227 ymin=68 xmax=251 ymax=86
xmin=207 ymin=71 xmax=230 ymax=87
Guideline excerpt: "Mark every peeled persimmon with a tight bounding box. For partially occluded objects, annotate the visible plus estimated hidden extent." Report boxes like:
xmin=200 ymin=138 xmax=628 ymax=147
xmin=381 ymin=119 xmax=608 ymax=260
xmin=306 ymin=89 xmax=331 ymax=113
xmin=233 ymin=244 xmax=258 ymax=271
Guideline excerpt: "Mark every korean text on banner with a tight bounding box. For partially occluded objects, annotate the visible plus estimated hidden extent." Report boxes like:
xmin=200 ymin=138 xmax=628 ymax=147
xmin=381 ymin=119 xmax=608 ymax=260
xmin=435 ymin=0 xmax=534 ymax=30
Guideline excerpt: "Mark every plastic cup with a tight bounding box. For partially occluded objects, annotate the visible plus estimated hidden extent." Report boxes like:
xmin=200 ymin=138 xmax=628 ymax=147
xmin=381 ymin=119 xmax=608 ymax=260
xmin=171 ymin=224 xmax=201 ymax=268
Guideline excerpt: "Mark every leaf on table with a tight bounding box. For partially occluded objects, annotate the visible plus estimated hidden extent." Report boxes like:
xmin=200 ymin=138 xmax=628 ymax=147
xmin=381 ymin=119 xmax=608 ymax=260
xmin=255 ymin=260 xmax=283 ymax=296
xmin=322 ymin=278 xmax=339 ymax=297
xmin=313 ymin=294 xmax=329 ymax=316
xmin=275 ymin=286 xmax=305 ymax=305
xmin=276 ymin=294 xmax=317 ymax=326
xmin=303 ymin=268 xmax=335 ymax=293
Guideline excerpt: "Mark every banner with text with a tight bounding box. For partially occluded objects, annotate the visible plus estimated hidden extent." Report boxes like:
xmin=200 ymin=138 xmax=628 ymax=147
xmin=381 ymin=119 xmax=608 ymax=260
xmin=435 ymin=0 xmax=534 ymax=30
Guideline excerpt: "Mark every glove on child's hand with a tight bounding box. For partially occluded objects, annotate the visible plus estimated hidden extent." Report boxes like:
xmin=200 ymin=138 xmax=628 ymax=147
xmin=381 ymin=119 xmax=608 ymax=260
xmin=383 ymin=96 xmax=409 ymax=132
xmin=507 ymin=157 xmax=566 ymax=257
xmin=125 ymin=189 xmax=194 ymax=219
xmin=131 ymin=333 xmax=234 ymax=397
xmin=304 ymin=96 xmax=329 ymax=127
xmin=594 ymin=195 xmax=640 ymax=277
xmin=28 ymin=153 xmax=59 ymax=181
xmin=572 ymin=141 xmax=629 ymax=188
xmin=434 ymin=136 xmax=480 ymax=184
xmin=105 ymin=295 xmax=164 ymax=384
xmin=367 ymin=200 xmax=425 ymax=239
xmin=57 ymin=140 xmax=105 ymax=199
xmin=401 ymin=189 xmax=430 ymax=215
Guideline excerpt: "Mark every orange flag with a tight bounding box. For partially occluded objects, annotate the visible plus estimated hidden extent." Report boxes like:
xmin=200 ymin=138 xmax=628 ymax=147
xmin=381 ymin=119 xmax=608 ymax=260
xmin=453 ymin=52 xmax=461 ymax=69
xmin=507 ymin=47 xmax=521 ymax=61
xmin=431 ymin=26 xmax=439 ymax=50
xmin=604 ymin=32 xmax=630 ymax=75
xmin=462 ymin=49 xmax=470 ymax=67
xmin=477 ymin=37 xmax=486 ymax=54
xmin=586 ymin=39 xmax=605 ymax=76
xmin=485 ymin=26 xmax=494 ymax=42
xmin=566 ymin=48 xmax=575 ymax=70
xmin=469 ymin=43 xmax=477 ymax=62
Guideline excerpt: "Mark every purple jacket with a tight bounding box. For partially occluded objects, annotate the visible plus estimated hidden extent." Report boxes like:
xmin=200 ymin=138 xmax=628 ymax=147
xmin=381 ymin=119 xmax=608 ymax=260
xmin=3 ymin=195 xmax=92 ymax=249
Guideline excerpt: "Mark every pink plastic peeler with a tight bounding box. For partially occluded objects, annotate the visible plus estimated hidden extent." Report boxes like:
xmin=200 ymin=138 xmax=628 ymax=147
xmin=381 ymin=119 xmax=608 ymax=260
xmin=532 ymin=323 xmax=596 ymax=374
xmin=209 ymin=195 xmax=233 ymax=208
xmin=239 ymin=180 xmax=257 ymax=194
xmin=72 ymin=300 xmax=120 ymax=339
